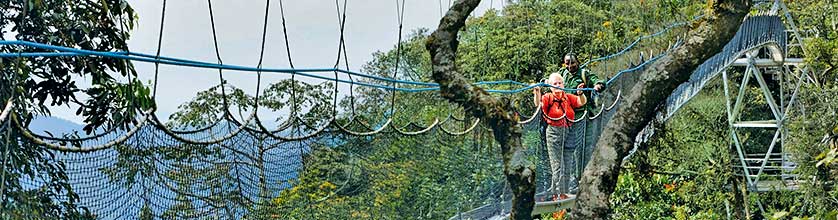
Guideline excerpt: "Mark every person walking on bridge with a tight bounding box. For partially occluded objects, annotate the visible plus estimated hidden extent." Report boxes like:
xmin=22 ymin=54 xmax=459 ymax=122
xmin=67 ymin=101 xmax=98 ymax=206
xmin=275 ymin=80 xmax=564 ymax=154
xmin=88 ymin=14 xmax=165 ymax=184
xmin=557 ymin=53 xmax=605 ymax=182
xmin=533 ymin=72 xmax=586 ymax=199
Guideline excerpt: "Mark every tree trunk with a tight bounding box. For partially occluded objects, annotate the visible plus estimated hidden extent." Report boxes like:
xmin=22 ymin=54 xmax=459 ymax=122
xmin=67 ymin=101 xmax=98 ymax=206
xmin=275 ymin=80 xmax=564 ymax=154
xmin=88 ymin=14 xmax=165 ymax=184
xmin=730 ymin=131 xmax=748 ymax=220
xmin=572 ymin=1 xmax=751 ymax=219
xmin=732 ymin=175 xmax=752 ymax=219
xmin=426 ymin=0 xmax=536 ymax=219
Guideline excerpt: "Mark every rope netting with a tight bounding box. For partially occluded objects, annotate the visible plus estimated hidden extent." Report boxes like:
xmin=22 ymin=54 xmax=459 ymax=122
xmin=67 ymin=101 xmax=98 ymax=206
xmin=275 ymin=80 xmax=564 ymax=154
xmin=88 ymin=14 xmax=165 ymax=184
xmin=0 ymin=0 xmax=707 ymax=219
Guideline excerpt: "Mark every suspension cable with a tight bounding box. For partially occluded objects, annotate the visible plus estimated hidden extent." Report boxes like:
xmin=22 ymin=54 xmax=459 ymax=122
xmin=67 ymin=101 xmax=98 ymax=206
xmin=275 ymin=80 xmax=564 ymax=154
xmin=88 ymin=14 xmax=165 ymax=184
xmin=206 ymin=0 xmax=232 ymax=120
xmin=253 ymin=0 xmax=271 ymax=111
xmin=152 ymin=0 xmax=168 ymax=98
xmin=333 ymin=0 xmax=348 ymax=117
xmin=278 ymin=0 xmax=299 ymax=121
xmin=390 ymin=0 xmax=406 ymax=116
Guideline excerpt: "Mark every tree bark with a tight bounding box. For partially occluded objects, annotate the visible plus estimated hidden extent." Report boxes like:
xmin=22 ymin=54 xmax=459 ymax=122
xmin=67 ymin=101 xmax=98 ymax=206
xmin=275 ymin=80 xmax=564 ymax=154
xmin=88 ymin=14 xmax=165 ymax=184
xmin=572 ymin=1 xmax=751 ymax=219
xmin=426 ymin=0 xmax=536 ymax=219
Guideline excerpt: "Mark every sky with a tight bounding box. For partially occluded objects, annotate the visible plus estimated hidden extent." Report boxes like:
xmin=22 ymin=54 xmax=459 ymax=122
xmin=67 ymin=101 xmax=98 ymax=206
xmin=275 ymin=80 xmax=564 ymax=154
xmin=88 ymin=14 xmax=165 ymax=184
xmin=50 ymin=0 xmax=505 ymax=123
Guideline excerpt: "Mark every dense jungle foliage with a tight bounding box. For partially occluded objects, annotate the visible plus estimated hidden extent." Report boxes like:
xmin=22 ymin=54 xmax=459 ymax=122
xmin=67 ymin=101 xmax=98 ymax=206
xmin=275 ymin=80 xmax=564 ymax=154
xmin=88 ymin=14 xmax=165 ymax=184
xmin=1 ymin=0 xmax=143 ymax=219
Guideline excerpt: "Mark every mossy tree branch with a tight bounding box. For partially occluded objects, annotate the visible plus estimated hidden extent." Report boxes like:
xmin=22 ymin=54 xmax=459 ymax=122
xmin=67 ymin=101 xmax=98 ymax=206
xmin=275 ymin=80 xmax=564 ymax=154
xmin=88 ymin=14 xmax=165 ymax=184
xmin=572 ymin=1 xmax=751 ymax=219
xmin=426 ymin=0 xmax=536 ymax=219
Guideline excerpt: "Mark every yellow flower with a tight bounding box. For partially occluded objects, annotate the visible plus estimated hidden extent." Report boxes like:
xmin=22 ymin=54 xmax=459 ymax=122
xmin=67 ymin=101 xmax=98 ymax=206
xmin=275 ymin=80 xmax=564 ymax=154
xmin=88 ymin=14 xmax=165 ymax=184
xmin=664 ymin=181 xmax=676 ymax=192
xmin=596 ymin=31 xmax=606 ymax=40
xmin=602 ymin=21 xmax=612 ymax=28
xmin=319 ymin=181 xmax=336 ymax=190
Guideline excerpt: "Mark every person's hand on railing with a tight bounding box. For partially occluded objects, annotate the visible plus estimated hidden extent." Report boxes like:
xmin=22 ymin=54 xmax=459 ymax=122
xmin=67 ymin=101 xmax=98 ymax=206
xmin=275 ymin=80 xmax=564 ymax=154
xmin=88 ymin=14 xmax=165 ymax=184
xmin=532 ymin=83 xmax=542 ymax=107
xmin=594 ymin=83 xmax=604 ymax=92
xmin=576 ymin=83 xmax=585 ymax=95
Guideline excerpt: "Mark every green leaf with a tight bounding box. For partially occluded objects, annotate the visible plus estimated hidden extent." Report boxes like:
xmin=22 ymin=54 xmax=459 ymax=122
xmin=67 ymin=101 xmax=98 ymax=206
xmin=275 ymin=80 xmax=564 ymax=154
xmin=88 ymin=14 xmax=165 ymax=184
xmin=771 ymin=211 xmax=790 ymax=220
xmin=817 ymin=148 xmax=838 ymax=167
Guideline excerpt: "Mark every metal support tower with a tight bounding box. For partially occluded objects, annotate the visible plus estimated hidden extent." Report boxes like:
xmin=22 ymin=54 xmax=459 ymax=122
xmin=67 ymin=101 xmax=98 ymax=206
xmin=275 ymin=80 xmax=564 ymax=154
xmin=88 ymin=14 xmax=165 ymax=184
xmin=724 ymin=0 xmax=810 ymax=193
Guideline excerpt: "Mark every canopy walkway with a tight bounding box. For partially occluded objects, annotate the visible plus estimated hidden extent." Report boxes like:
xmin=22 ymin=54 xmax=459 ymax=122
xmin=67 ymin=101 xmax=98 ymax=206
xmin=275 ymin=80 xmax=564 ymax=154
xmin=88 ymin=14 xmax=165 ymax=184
xmin=452 ymin=0 xmax=811 ymax=218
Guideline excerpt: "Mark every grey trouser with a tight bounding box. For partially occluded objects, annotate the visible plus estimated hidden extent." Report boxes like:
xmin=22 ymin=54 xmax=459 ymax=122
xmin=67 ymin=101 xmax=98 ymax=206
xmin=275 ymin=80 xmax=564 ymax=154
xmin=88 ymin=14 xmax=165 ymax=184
xmin=545 ymin=125 xmax=577 ymax=194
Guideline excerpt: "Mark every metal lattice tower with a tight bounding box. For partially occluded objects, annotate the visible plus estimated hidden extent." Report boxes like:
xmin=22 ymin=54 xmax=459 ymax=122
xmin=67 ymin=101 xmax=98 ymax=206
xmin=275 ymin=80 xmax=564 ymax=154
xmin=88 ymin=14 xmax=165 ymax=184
xmin=649 ymin=0 xmax=810 ymax=193
xmin=724 ymin=0 xmax=810 ymax=192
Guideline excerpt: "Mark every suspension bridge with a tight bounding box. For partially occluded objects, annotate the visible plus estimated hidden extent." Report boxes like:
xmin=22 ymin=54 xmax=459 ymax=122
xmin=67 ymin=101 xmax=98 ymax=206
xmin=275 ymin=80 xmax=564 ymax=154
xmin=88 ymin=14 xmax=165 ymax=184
xmin=0 ymin=0 xmax=813 ymax=219
xmin=452 ymin=0 xmax=811 ymax=219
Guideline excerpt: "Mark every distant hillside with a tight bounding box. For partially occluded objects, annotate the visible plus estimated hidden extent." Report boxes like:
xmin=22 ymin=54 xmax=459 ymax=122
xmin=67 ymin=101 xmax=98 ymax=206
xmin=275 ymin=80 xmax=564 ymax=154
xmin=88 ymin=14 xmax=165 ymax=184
xmin=28 ymin=116 xmax=84 ymax=136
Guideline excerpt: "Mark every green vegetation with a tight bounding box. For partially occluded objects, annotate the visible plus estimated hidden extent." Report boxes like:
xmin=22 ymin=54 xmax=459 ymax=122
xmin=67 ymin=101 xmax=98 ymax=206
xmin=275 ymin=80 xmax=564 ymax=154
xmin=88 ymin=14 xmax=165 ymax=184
xmin=613 ymin=89 xmax=731 ymax=220
xmin=780 ymin=1 xmax=838 ymax=214
xmin=610 ymin=1 xmax=838 ymax=219
xmin=1 ymin=0 xmax=143 ymax=219
xmin=2 ymin=0 xmax=836 ymax=219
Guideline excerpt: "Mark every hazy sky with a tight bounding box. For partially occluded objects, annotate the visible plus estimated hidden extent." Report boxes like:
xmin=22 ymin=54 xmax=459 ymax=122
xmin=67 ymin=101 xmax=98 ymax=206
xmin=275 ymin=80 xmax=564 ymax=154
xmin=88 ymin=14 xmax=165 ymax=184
xmin=51 ymin=0 xmax=503 ymax=123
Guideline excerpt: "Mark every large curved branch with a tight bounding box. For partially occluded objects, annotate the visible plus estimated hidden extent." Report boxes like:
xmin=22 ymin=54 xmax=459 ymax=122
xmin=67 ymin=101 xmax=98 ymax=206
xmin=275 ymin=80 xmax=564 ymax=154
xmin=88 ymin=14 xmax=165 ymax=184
xmin=426 ymin=0 xmax=536 ymax=219
xmin=573 ymin=1 xmax=751 ymax=219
